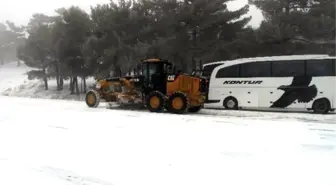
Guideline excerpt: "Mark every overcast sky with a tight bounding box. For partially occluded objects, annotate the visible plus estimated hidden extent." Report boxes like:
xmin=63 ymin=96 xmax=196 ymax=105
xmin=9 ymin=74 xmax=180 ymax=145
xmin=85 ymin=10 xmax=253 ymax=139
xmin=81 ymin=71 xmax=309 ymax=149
xmin=0 ymin=0 xmax=263 ymax=27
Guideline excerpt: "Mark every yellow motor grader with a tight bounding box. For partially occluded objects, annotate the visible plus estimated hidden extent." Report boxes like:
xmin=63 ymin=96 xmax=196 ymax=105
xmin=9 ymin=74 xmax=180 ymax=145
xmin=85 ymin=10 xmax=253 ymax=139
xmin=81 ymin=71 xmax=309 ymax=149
xmin=85 ymin=58 xmax=208 ymax=114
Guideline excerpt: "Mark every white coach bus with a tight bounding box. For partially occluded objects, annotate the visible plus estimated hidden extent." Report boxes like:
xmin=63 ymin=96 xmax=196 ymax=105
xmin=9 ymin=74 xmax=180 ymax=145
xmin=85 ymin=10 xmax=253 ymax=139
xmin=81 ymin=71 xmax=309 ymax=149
xmin=206 ymin=55 xmax=336 ymax=114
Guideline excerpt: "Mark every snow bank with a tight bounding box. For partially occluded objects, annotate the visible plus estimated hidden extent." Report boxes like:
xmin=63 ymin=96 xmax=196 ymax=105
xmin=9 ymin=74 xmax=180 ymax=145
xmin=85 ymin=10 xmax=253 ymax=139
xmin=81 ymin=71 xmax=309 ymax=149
xmin=0 ymin=61 xmax=32 ymax=92
xmin=0 ymin=61 xmax=95 ymax=101
xmin=2 ymin=77 xmax=96 ymax=101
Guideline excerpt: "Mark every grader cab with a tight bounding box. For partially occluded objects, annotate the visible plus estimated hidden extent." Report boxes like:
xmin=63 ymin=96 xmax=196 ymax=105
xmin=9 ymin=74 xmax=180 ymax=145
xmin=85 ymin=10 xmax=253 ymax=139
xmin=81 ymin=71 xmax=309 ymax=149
xmin=85 ymin=58 xmax=207 ymax=114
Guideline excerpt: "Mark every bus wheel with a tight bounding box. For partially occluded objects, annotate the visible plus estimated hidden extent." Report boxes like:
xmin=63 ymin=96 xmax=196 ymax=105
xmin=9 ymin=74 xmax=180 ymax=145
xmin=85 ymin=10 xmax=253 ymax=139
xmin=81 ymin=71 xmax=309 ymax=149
xmin=223 ymin=97 xmax=238 ymax=110
xmin=312 ymin=98 xmax=330 ymax=114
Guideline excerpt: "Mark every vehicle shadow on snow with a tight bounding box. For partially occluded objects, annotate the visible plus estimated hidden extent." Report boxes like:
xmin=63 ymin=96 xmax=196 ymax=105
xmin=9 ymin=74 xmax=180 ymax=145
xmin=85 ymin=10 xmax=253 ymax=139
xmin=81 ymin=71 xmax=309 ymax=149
xmin=205 ymin=106 xmax=336 ymax=114
xmin=98 ymin=103 xmax=336 ymax=124
xmin=202 ymin=107 xmax=336 ymax=123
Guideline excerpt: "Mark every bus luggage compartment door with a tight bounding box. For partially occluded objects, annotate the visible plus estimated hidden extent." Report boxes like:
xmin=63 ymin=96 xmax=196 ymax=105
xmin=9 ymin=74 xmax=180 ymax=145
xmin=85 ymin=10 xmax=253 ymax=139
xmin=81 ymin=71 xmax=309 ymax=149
xmin=236 ymin=90 xmax=259 ymax=108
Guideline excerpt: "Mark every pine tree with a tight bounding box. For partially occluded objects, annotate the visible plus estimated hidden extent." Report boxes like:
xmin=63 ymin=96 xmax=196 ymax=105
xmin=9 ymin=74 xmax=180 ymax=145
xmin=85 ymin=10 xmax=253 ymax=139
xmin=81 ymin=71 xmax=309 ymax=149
xmin=149 ymin=0 xmax=252 ymax=71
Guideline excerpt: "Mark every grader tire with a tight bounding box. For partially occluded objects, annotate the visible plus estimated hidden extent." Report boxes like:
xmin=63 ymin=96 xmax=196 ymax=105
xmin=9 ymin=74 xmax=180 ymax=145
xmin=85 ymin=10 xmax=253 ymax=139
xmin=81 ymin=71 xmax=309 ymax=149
xmin=85 ymin=90 xmax=100 ymax=108
xmin=167 ymin=92 xmax=189 ymax=114
xmin=145 ymin=91 xmax=165 ymax=113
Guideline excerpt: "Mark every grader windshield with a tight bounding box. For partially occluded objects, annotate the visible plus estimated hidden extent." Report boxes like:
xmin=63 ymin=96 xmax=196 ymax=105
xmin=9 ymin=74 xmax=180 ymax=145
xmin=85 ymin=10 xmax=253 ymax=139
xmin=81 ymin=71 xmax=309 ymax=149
xmin=141 ymin=59 xmax=173 ymax=82
xmin=142 ymin=63 xmax=160 ymax=81
xmin=139 ymin=59 xmax=173 ymax=94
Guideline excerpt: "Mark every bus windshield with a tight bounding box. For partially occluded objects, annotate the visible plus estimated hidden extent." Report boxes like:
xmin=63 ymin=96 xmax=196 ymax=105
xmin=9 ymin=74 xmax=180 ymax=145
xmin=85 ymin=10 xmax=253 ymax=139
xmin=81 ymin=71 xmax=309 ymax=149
xmin=202 ymin=63 xmax=223 ymax=77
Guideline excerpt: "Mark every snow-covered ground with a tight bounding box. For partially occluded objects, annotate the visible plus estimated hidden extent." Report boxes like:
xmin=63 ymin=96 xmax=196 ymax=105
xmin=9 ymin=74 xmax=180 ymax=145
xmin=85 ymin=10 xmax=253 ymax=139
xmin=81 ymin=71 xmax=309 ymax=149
xmin=0 ymin=61 xmax=336 ymax=185
xmin=1 ymin=96 xmax=336 ymax=185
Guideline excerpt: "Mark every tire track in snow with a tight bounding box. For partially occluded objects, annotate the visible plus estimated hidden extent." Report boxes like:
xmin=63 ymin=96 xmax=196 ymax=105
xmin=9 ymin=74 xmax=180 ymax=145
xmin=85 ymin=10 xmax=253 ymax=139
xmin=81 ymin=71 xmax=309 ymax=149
xmin=37 ymin=166 xmax=114 ymax=185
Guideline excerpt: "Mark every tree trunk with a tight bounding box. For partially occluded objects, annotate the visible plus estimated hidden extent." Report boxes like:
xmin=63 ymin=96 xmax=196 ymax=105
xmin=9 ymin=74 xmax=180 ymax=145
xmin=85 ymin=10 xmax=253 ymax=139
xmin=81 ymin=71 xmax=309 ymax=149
xmin=74 ymin=76 xmax=80 ymax=95
xmin=55 ymin=62 xmax=60 ymax=89
xmin=59 ymin=77 xmax=64 ymax=90
xmin=43 ymin=77 xmax=48 ymax=90
xmin=191 ymin=28 xmax=197 ymax=72
xmin=115 ymin=65 xmax=122 ymax=77
xmin=58 ymin=62 xmax=63 ymax=90
xmin=181 ymin=58 xmax=187 ymax=73
xmin=70 ymin=77 xmax=74 ymax=93
xmin=82 ymin=77 xmax=87 ymax=93
xmin=285 ymin=2 xmax=290 ymax=15
xmin=191 ymin=56 xmax=196 ymax=72
xmin=118 ymin=67 xmax=122 ymax=77
xmin=42 ymin=67 xmax=48 ymax=90
xmin=17 ymin=60 xmax=20 ymax=67
xmin=70 ymin=76 xmax=80 ymax=95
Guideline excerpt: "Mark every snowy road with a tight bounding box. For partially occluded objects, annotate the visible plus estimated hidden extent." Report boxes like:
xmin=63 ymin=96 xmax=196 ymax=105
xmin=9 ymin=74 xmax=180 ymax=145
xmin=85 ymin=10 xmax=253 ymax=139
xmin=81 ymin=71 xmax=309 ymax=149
xmin=0 ymin=96 xmax=336 ymax=185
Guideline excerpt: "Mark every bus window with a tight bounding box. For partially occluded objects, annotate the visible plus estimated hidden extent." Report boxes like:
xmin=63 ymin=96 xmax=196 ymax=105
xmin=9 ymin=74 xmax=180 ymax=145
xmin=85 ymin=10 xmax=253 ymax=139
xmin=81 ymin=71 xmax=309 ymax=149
xmin=215 ymin=64 xmax=240 ymax=78
xmin=240 ymin=61 xmax=271 ymax=77
xmin=306 ymin=59 xmax=334 ymax=76
xmin=272 ymin=60 xmax=305 ymax=77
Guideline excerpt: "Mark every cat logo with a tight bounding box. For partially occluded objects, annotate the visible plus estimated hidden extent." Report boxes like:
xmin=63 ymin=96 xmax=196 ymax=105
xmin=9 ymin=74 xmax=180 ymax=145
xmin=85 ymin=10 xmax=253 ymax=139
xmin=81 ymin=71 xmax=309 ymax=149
xmin=167 ymin=75 xmax=175 ymax=81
